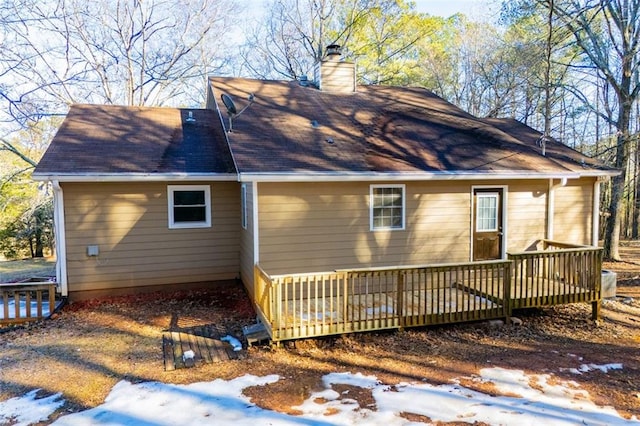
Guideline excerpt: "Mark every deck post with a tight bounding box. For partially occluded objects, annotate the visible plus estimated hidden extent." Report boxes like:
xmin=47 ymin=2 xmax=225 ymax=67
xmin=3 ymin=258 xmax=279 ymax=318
xmin=504 ymin=262 xmax=512 ymax=324
xmin=397 ymin=272 xmax=404 ymax=329
xmin=591 ymin=300 xmax=601 ymax=321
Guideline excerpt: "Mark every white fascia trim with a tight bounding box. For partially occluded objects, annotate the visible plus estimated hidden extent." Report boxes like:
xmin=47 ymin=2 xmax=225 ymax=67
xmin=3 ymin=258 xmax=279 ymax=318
xmin=52 ymin=181 xmax=68 ymax=297
xmin=31 ymin=173 xmax=238 ymax=182
xmin=238 ymin=171 xmax=586 ymax=183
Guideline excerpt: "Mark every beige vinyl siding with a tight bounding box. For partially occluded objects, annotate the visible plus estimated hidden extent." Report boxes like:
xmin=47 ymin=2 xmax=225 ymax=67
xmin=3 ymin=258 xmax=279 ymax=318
xmin=258 ymin=181 xmax=472 ymax=275
xmin=257 ymin=179 xmax=595 ymax=276
xmin=553 ymin=178 xmax=594 ymax=245
xmin=239 ymin=183 xmax=256 ymax=296
xmin=504 ymin=180 xmax=548 ymax=252
xmin=63 ymin=181 xmax=240 ymax=293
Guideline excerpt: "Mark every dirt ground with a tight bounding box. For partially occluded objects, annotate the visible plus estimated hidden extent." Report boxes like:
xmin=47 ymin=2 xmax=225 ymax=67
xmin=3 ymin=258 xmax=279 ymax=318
xmin=1 ymin=247 xmax=640 ymax=424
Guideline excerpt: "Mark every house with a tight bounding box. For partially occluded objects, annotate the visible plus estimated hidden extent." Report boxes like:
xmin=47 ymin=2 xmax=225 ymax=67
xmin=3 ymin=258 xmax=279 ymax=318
xmin=33 ymin=50 xmax=618 ymax=340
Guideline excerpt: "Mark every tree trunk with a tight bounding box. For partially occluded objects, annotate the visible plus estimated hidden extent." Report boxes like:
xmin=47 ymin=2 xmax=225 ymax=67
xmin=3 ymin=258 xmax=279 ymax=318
xmin=633 ymin=138 xmax=640 ymax=239
xmin=604 ymin=99 xmax=632 ymax=260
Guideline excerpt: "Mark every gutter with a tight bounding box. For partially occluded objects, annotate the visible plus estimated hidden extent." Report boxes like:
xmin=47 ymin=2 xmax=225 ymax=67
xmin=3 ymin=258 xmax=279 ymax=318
xmin=52 ymin=181 xmax=68 ymax=297
xmin=237 ymin=170 xmax=613 ymax=183
xmin=31 ymin=173 xmax=238 ymax=183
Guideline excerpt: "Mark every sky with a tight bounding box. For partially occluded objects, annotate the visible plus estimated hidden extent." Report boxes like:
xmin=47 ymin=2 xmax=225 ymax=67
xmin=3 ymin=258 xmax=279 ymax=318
xmin=413 ymin=0 xmax=495 ymax=18
xmin=2 ymin=364 xmax=639 ymax=426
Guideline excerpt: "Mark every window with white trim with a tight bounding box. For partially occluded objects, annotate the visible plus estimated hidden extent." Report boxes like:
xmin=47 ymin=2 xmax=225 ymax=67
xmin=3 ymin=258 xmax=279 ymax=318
xmin=370 ymin=185 xmax=405 ymax=230
xmin=168 ymin=185 xmax=211 ymax=229
xmin=241 ymin=183 xmax=248 ymax=229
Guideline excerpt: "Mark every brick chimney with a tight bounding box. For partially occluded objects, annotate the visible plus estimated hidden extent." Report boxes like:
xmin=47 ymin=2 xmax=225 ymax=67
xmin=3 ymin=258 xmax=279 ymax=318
xmin=313 ymin=44 xmax=356 ymax=93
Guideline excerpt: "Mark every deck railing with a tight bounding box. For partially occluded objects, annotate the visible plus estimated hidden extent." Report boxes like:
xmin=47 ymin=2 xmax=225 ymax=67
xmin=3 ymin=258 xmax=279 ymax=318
xmin=507 ymin=240 xmax=602 ymax=313
xmin=0 ymin=281 xmax=57 ymax=326
xmin=255 ymin=261 xmax=512 ymax=342
xmin=254 ymin=241 xmax=603 ymax=342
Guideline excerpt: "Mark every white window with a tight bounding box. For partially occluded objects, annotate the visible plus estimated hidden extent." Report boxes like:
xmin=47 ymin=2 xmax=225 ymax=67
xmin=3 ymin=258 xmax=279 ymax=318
xmin=476 ymin=192 xmax=499 ymax=232
xmin=370 ymin=185 xmax=405 ymax=230
xmin=241 ymin=183 xmax=248 ymax=229
xmin=168 ymin=185 xmax=211 ymax=229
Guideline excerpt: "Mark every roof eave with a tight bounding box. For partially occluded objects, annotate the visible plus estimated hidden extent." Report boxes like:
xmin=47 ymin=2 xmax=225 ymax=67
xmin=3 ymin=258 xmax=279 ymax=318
xmin=238 ymin=170 xmax=619 ymax=183
xmin=31 ymin=172 xmax=239 ymax=183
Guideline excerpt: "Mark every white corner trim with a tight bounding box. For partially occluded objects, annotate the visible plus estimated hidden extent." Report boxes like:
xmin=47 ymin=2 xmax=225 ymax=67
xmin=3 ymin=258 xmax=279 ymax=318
xmin=252 ymin=181 xmax=259 ymax=265
xmin=52 ymin=181 xmax=68 ymax=297
xmin=593 ymin=180 xmax=601 ymax=246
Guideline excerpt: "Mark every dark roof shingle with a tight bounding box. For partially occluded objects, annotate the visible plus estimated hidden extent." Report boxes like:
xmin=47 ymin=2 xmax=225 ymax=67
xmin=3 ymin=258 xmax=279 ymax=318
xmin=35 ymin=104 xmax=235 ymax=176
xmin=209 ymin=77 xmax=614 ymax=176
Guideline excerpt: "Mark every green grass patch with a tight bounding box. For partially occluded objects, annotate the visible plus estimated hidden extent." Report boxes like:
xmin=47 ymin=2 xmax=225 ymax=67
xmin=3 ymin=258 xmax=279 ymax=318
xmin=0 ymin=258 xmax=56 ymax=283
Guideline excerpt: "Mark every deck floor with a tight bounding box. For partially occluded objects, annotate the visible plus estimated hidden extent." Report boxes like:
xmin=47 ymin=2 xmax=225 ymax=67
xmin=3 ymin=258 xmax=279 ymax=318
xmin=162 ymin=324 xmax=244 ymax=371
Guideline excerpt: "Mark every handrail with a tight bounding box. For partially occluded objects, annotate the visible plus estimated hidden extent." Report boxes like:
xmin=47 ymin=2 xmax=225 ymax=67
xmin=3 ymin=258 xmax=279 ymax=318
xmin=508 ymin=245 xmax=601 ymax=257
xmin=508 ymin=239 xmax=599 ymax=256
xmin=336 ymin=259 xmax=511 ymax=273
xmin=0 ymin=281 xmax=57 ymax=325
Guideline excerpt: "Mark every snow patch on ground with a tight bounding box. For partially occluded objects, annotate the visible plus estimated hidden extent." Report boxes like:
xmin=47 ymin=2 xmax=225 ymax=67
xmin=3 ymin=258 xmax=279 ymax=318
xmin=0 ymin=298 xmax=51 ymax=319
xmin=560 ymin=362 xmax=624 ymax=375
xmin=2 ymin=364 xmax=638 ymax=425
xmin=0 ymin=389 xmax=63 ymax=426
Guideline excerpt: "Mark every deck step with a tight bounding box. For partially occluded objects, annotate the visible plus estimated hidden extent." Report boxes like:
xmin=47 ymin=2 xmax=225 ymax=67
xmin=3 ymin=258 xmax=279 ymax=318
xmin=243 ymin=322 xmax=270 ymax=346
xmin=162 ymin=324 xmax=243 ymax=371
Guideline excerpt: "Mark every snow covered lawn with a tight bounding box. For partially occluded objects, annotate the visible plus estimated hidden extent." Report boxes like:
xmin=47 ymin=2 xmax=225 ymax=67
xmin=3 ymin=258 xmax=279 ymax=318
xmin=2 ymin=365 xmax=638 ymax=426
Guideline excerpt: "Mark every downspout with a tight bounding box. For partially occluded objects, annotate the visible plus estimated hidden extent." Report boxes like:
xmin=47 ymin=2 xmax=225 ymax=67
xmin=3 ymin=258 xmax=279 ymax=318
xmin=592 ymin=179 xmax=601 ymax=247
xmin=547 ymin=177 xmax=568 ymax=241
xmin=52 ymin=181 xmax=68 ymax=296
xmin=252 ymin=181 xmax=259 ymax=266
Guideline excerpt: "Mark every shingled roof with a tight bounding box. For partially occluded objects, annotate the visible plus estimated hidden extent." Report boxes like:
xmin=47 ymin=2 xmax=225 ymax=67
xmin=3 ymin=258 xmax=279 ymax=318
xmin=209 ymin=77 xmax=616 ymax=179
xmin=33 ymin=104 xmax=236 ymax=180
xmin=34 ymin=79 xmax=617 ymax=183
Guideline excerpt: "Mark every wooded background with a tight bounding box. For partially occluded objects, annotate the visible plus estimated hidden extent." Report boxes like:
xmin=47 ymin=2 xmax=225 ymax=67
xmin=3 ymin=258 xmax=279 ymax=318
xmin=0 ymin=0 xmax=638 ymax=260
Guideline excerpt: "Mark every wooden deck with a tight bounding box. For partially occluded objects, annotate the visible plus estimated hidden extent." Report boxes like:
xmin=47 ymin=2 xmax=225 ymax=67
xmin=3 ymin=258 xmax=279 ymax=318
xmin=254 ymin=240 xmax=603 ymax=342
xmin=0 ymin=281 xmax=60 ymax=326
xmin=162 ymin=324 xmax=244 ymax=370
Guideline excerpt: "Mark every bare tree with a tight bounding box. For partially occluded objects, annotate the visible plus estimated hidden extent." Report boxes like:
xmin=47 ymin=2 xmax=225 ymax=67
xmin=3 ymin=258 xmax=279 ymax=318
xmin=549 ymin=0 xmax=640 ymax=260
xmin=0 ymin=0 xmax=238 ymax=126
xmin=240 ymin=0 xmax=385 ymax=79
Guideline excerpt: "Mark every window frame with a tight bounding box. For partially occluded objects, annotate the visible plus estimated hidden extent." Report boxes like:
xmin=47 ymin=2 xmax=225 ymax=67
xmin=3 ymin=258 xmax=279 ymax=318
xmin=167 ymin=185 xmax=212 ymax=229
xmin=370 ymin=184 xmax=406 ymax=231
xmin=475 ymin=192 xmax=499 ymax=232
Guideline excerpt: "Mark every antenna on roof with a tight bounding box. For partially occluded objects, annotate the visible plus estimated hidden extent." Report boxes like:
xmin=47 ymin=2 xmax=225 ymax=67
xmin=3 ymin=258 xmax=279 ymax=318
xmin=221 ymin=93 xmax=254 ymax=132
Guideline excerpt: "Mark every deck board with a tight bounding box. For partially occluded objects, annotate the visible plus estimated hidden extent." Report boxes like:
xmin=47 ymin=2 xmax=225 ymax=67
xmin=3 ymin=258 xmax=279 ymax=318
xmin=162 ymin=324 xmax=243 ymax=371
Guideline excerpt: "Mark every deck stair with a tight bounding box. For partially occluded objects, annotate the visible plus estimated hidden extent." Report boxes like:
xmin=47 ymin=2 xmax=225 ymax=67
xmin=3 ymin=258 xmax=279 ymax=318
xmin=243 ymin=321 xmax=270 ymax=346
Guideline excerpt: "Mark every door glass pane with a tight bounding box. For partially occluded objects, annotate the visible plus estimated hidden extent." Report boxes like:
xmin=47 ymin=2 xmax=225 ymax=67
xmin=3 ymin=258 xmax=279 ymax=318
xmin=476 ymin=194 xmax=498 ymax=232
